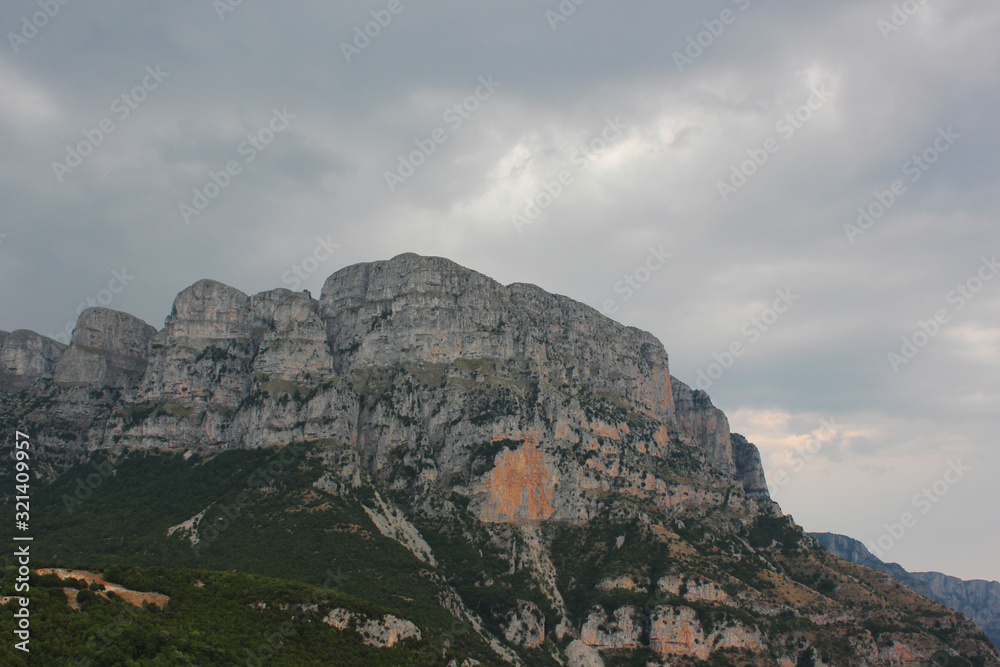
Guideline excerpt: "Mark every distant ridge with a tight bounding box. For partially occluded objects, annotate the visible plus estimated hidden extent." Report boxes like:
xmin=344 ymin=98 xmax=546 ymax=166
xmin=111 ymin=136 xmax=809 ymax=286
xmin=811 ymin=532 xmax=1000 ymax=650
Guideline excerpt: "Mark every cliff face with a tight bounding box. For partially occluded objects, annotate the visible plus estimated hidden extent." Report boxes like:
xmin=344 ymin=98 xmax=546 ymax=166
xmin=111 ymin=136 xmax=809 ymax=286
xmin=811 ymin=532 xmax=1000 ymax=651
xmin=3 ymin=253 xmax=997 ymax=666
xmin=1 ymin=329 xmax=66 ymax=387
xmin=671 ymin=380 xmax=734 ymax=475
xmin=0 ymin=253 xmax=768 ymax=523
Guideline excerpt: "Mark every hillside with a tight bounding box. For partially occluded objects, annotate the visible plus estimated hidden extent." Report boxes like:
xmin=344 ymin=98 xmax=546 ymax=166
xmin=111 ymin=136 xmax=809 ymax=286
xmin=811 ymin=532 xmax=1000 ymax=652
xmin=2 ymin=253 xmax=997 ymax=666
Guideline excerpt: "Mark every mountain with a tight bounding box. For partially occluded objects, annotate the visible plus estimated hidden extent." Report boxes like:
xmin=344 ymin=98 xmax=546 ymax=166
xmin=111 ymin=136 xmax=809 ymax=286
xmin=810 ymin=532 xmax=1000 ymax=651
xmin=2 ymin=252 xmax=998 ymax=666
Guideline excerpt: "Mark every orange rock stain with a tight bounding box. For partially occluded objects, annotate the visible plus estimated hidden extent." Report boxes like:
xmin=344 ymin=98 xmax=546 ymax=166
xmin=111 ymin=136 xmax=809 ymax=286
xmin=484 ymin=430 xmax=556 ymax=522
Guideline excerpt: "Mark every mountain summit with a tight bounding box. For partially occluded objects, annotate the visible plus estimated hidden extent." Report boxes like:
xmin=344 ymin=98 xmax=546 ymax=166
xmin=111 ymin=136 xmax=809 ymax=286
xmin=2 ymin=253 xmax=997 ymax=666
xmin=1 ymin=252 xmax=765 ymax=507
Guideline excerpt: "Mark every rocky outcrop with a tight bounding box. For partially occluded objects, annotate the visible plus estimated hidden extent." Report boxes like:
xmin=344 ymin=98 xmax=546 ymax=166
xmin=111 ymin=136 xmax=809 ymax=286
xmin=1 ymin=253 xmax=771 ymax=525
xmin=166 ymin=509 xmax=207 ymax=546
xmin=318 ymin=255 xmax=675 ymax=422
xmin=657 ymin=575 xmax=730 ymax=604
xmin=360 ymin=491 xmax=437 ymax=566
xmin=671 ymin=379 xmax=735 ymax=475
xmin=732 ymin=433 xmax=770 ymax=500
xmin=322 ymin=608 xmax=421 ymax=647
xmin=648 ymin=605 xmax=765 ymax=660
xmin=53 ymin=308 xmax=156 ymax=386
xmin=812 ymin=532 xmax=1000 ymax=650
xmin=580 ymin=606 xmax=643 ymax=650
xmin=478 ymin=432 xmax=556 ymax=522
xmin=502 ymin=600 xmax=545 ymax=648
xmin=566 ymin=639 xmax=605 ymax=667
xmin=596 ymin=575 xmax=647 ymax=593
xmin=251 ymin=289 xmax=332 ymax=382
xmin=0 ymin=329 xmax=66 ymax=387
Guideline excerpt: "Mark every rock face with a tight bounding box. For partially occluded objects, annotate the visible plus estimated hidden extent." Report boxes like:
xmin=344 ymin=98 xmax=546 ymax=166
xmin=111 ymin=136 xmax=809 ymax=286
xmin=5 ymin=253 xmax=998 ymax=667
xmin=1 ymin=329 xmax=66 ymax=387
xmin=580 ymin=606 xmax=643 ymax=650
xmin=649 ymin=605 xmax=765 ymax=660
xmin=54 ymin=308 xmax=157 ymax=386
xmin=361 ymin=491 xmax=437 ymax=566
xmin=0 ymin=253 xmax=770 ymax=522
xmin=565 ymin=639 xmax=604 ymax=667
xmin=731 ymin=433 xmax=769 ymax=500
xmin=502 ymin=600 xmax=545 ymax=648
xmin=657 ymin=575 xmax=730 ymax=604
xmin=322 ymin=608 xmax=421 ymax=647
xmin=671 ymin=381 xmax=734 ymax=475
xmin=812 ymin=532 xmax=1000 ymax=650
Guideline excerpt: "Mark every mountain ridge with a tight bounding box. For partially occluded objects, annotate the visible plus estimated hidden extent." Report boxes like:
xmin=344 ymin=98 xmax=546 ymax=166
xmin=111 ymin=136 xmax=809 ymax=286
xmin=810 ymin=532 xmax=1000 ymax=651
xmin=0 ymin=252 xmax=764 ymax=502
xmin=2 ymin=252 xmax=997 ymax=666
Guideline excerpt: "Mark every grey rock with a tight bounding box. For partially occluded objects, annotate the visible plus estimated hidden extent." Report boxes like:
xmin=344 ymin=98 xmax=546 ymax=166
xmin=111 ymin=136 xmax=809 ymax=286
xmin=53 ymin=308 xmax=157 ymax=386
xmin=671 ymin=378 xmax=735 ymax=475
xmin=1 ymin=253 xmax=771 ymax=521
xmin=732 ymin=432 xmax=770 ymax=500
xmin=0 ymin=329 xmax=66 ymax=388
xmin=503 ymin=600 xmax=545 ymax=648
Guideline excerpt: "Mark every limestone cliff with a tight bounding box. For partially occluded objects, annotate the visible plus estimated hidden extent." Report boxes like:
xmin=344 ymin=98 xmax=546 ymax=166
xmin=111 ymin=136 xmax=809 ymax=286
xmin=3 ymin=253 xmax=997 ymax=666
xmin=1 ymin=328 xmax=66 ymax=388
xmin=0 ymin=253 xmax=769 ymax=526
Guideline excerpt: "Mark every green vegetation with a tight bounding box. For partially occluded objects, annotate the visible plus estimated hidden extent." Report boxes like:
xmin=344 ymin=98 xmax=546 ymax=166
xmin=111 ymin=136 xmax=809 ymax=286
xmin=0 ymin=565 xmax=461 ymax=666
xmin=0 ymin=448 xmax=500 ymax=664
xmin=123 ymin=402 xmax=194 ymax=428
xmin=466 ymin=385 xmax=521 ymax=425
xmin=1 ymin=444 xmax=992 ymax=666
xmin=747 ymin=515 xmax=802 ymax=555
xmin=578 ymin=391 xmax=629 ymax=424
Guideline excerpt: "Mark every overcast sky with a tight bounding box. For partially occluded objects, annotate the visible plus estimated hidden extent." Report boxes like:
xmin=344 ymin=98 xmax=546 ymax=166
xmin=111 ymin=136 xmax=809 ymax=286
xmin=2 ymin=0 xmax=998 ymax=581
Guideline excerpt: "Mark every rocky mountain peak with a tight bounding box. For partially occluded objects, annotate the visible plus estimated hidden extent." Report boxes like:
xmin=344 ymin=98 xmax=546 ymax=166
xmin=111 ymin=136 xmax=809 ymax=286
xmin=2 ymin=253 xmax=766 ymax=511
xmin=4 ymin=254 xmax=999 ymax=666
